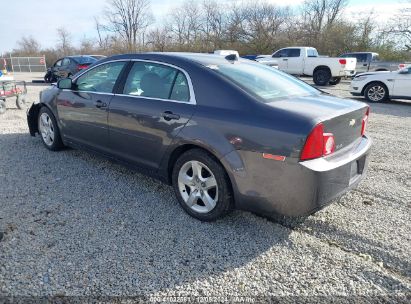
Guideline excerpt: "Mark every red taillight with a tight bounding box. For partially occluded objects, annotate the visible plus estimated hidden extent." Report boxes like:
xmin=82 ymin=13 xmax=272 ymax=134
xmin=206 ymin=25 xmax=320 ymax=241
xmin=339 ymin=59 xmax=347 ymax=65
xmin=361 ymin=107 xmax=370 ymax=136
xmin=300 ymin=123 xmax=335 ymax=161
xmin=77 ymin=64 xmax=88 ymax=70
xmin=399 ymin=63 xmax=405 ymax=69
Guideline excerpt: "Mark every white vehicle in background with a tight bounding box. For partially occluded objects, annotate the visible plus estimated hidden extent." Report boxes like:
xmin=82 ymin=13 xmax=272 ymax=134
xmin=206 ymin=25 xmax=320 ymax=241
xmin=214 ymin=50 xmax=240 ymax=57
xmin=350 ymin=65 xmax=411 ymax=102
xmin=256 ymin=47 xmax=357 ymax=86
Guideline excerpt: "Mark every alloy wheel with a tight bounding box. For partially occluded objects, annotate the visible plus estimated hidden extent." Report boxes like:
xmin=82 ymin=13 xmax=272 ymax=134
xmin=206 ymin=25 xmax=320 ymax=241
xmin=178 ymin=160 xmax=218 ymax=214
xmin=38 ymin=112 xmax=55 ymax=146
xmin=367 ymin=85 xmax=385 ymax=102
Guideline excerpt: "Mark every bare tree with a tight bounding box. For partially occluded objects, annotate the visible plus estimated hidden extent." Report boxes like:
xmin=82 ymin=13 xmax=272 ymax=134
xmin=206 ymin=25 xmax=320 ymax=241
xmin=15 ymin=36 xmax=41 ymax=55
xmin=95 ymin=17 xmax=110 ymax=50
xmin=386 ymin=0 xmax=411 ymax=50
xmin=56 ymin=27 xmax=73 ymax=56
xmin=300 ymin=0 xmax=348 ymax=50
xmin=104 ymin=0 xmax=154 ymax=52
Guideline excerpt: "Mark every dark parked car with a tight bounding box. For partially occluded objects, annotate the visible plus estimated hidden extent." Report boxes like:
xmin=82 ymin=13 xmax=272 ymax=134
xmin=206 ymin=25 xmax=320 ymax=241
xmin=44 ymin=55 xmax=97 ymax=83
xmin=241 ymin=54 xmax=260 ymax=61
xmin=28 ymin=53 xmax=372 ymax=221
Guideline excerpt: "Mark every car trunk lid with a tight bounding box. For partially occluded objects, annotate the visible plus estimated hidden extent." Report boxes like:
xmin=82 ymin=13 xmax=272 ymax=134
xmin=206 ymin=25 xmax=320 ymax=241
xmin=266 ymin=94 xmax=368 ymax=152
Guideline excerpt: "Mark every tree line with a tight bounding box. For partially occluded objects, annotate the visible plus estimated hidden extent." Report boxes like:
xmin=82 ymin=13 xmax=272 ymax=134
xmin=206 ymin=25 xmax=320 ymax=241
xmin=8 ymin=0 xmax=411 ymax=67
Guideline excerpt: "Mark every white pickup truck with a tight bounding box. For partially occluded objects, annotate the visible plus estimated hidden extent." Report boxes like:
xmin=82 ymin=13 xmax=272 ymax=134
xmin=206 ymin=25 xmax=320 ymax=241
xmin=256 ymin=47 xmax=357 ymax=86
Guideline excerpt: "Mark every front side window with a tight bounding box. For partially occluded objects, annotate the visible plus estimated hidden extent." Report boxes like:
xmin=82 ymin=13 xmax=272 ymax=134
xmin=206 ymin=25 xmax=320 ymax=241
xmin=55 ymin=60 xmax=62 ymax=67
xmin=210 ymin=62 xmax=319 ymax=103
xmin=123 ymin=62 xmax=190 ymax=102
xmin=75 ymin=61 xmax=126 ymax=93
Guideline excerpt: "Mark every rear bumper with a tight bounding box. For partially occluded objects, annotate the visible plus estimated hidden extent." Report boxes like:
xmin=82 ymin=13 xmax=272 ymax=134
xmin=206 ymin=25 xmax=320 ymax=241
xmin=340 ymin=70 xmax=356 ymax=77
xmin=222 ymin=136 xmax=372 ymax=217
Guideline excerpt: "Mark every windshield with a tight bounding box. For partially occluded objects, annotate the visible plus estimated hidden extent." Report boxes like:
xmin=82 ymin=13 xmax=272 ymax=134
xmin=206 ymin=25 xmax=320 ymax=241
xmin=210 ymin=62 xmax=320 ymax=102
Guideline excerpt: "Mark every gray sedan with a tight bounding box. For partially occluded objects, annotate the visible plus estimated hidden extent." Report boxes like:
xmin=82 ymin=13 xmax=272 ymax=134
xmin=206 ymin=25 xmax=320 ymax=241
xmin=27 ymin=53 xmax=371 ymax=221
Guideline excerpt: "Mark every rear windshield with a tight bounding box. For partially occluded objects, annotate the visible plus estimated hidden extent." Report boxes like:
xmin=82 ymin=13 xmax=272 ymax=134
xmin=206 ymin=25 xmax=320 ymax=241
xmin=72 ymin=56 xmax=97 ymax=64
xmin=210 ymin=62 xmax=320 ymax=103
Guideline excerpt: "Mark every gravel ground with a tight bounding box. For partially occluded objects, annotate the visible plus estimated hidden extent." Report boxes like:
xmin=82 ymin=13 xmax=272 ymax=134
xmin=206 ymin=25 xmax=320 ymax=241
xmin=0 ymin=73 xmax=410 ymax=302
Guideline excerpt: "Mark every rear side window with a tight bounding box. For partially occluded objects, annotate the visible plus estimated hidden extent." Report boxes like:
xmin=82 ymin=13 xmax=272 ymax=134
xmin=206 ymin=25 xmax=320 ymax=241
xmin=75 ymin=61 xmax=126 ymax=93
xmin=123 ymin=62 xmax=190 ymax=102
xmin=355 ymin=54 xmax=368 ymax=62
xmin=287 ymin=49 xmax=301 ymax=57
xmin=307 ymin=49 xmax=319 ymax=57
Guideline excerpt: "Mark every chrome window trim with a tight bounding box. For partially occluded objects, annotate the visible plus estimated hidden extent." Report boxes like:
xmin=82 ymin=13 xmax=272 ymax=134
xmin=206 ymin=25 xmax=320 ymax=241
xmin=68 ymin=58 xmax=196 ymax=105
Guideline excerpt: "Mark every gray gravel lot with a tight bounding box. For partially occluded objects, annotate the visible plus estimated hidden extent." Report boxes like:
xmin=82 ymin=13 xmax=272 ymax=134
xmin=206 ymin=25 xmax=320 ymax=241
xmin=0 ymin=73 xmax=410 ymax=301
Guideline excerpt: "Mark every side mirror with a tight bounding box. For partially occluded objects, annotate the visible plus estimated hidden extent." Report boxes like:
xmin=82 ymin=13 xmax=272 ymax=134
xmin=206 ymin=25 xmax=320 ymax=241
xmin=57 ymin=78 xmax=72 ymax=89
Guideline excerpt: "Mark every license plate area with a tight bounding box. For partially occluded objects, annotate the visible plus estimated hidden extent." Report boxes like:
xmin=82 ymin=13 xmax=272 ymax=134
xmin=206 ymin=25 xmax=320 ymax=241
xmin=349 ymin=155 xmax=366 ymax=185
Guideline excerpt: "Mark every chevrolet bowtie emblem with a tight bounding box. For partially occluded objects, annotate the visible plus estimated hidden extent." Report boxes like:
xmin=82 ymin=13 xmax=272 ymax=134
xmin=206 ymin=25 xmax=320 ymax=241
xmin=349 ymin=119 xmax=356 ymax=126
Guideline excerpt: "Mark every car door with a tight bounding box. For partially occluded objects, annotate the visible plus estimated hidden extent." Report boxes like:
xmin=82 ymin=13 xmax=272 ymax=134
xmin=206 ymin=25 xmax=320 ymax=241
xmin=60 ymin=58 xmax=71 ymax=78
xmin=285 ymin=48 xmax=302 ymax=75
xmin=53 ymin=59 xmax=63 ymax=78
xmin=56 ymin=60 xmax=128 ymax=153
xmin=392 ymin=67 xmax=411 ymax=97
xmin=274 ymin=49 xmax=289 ymax=71
xmin=356 ymin=54 xmax=369 ymax=73
xmin=108 ymin=61 xmax=196 ymax=170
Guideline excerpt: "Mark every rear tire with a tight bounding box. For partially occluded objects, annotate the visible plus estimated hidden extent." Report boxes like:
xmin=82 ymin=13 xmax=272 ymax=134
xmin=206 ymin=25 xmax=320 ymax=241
xmin=38 ymin=107 xmax=64 ymax=151
xmin=16 ymin=94 xmax=29 ymax=110
xmin=313 ymin=68 xmax=332 ymax=86
xmin=172 ymin=149 xmax=233 ymax=221
xmin=364 ymin=82 xmax=388 ymax=103
xmin=329 ymin=77 xmax=341 ymax=85
xmin=0 ymin=100 xmax=6 ymax=115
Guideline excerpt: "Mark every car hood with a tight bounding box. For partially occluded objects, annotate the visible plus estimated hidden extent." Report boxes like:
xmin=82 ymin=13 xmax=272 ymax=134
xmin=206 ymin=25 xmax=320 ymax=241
xmin=265 ymin=93 xmax=366 ymax=123
xmin=356 ymin=71 xmax=392 ymax=77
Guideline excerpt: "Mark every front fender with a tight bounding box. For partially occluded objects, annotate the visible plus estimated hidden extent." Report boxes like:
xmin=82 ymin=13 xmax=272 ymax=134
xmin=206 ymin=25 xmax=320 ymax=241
xmin=27 ymin=103 xmax=42 ymax=136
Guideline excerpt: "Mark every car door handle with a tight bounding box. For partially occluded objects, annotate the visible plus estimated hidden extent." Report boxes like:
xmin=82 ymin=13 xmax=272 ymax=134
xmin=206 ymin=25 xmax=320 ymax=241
xmin=363 ymin=63 xmax=368 ymax=66
xmin=95 ymin=100 xmax=107 ymax=108
xmin=283 ymin=58 xmax=288 ymax=61
xmin=162 ymin=111 xmax=180 ymax=121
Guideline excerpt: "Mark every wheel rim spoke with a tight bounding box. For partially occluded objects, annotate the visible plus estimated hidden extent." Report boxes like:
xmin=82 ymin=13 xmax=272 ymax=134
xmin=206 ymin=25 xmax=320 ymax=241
xmin=202 ymin=192 xmax=216 ymax=212
xmin=204 ymin=176 xmax=217 ymax=190
xmin=191 ymin=161 xmax=203 ymax=179
xmin=187 ymin=191 xmax=199 ymax=206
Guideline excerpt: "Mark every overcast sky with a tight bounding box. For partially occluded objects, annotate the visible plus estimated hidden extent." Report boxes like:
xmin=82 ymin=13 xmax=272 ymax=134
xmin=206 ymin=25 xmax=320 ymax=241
xmin=0 ymin=0 xmax=406 ymax=54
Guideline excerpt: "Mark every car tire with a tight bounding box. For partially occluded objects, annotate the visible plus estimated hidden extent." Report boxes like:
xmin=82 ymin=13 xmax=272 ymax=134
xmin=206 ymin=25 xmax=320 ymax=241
xmin=37 ymin=107 xmax=64 ymax=151
xmin=313 ymin=68 xmax=332 ymax=86
xmin=172 ymin=149 xmax=233 ymax=221
xmin=0 ymin=100 xmax=6 ymax=115
xmin=364 ymin=82 xmax=388 ymax=103
xmin=16 ymin=94 xmax=29 ymax=110
xmin=329 ymin=77 xmax=341 ymax=85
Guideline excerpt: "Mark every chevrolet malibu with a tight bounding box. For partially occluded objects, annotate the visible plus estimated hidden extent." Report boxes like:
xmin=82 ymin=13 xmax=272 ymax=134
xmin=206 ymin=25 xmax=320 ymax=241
xmin=27 ymin=53 xmax=372 ymax=221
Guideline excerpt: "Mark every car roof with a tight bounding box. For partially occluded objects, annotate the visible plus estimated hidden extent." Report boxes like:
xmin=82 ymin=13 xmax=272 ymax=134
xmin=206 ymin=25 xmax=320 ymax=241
xmin=100 ymin=52 xmax=250 ymax=67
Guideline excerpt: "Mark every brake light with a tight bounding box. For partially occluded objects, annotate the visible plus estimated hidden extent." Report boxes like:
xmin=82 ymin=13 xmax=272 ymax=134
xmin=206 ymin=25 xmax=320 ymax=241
xmin=399 ymin=63 xmax=405 ymax=69
xmin=361 ymin=107 xmax=370 ymax=136
xmin=77 ymin=64 xmax=88 ymax=70
xmin=339 ymin=59 xmax=347 ymax=65
xmin=300 ymin=123 xmax=336 ymax=161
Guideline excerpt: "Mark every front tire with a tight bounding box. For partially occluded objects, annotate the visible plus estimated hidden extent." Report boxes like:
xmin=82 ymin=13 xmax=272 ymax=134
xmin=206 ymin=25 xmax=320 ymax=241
xmin=38 ymin=107 xmax=64 ymax=151
xmin=172 ymin=149 xmax=233 ymax=221
xmin=313 ymin=68 xmax=332 ymax=86
xmin=364 ymin=82 xmax=388 ymax=103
